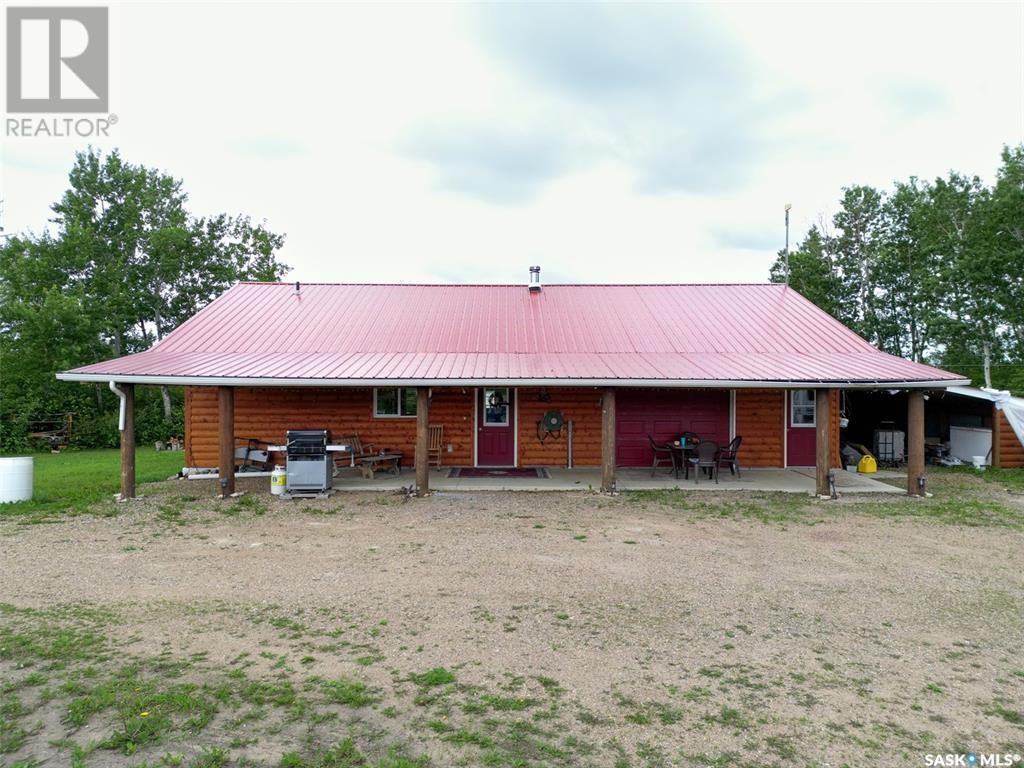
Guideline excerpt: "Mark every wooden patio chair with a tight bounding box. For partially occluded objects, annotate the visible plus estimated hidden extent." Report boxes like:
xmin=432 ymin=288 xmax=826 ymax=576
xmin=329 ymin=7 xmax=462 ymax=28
xmin=717 ymin=436 xmax=743 ymax=479
xmin=428 ymin=425 xmax=444 ymax=468
xmin=648 ymin=435 xmax=676 ymax=477
xmin=690 ymin=440 xmax=720 ymax=484
xmin=333 ymin=434 xmax=377 ymax=470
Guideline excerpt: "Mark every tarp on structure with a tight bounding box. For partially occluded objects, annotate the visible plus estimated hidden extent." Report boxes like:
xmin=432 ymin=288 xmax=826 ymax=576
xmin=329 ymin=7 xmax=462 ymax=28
xmin=997 ymin=395 xmax=1024 ymax=450
xmin=948 ymin=385 xmax=1024 ymax=450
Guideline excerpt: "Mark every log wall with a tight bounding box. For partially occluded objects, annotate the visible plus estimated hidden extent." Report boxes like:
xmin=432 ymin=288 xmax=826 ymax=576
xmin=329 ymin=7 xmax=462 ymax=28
xmin=995 ymin=408 xmax=1024 ymax=469
xmin=184 ymin=384 xmax=831 ymax=470
xmin=734 ymin=389 xmax=785 ymax=467
xmin=185 ymin=386 xmax=474 ymax=468
xmin=516 ymin=387 xmax=603 ymax=467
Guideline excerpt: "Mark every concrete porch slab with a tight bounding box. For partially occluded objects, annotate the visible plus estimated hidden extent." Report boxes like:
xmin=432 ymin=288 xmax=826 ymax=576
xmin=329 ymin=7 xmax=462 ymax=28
xmin=320 ymin=466 xmax=904 ymax=494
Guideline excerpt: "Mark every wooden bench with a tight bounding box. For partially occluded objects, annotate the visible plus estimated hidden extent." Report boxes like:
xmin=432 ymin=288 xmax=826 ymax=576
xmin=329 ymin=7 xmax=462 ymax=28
xmin=358 ymin=453 xmax=402 ymax=479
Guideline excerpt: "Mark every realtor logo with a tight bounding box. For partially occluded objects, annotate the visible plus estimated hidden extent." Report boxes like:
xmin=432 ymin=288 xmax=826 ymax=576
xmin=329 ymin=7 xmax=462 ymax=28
xmin=6 ymin=6 xmax=109 ymax=113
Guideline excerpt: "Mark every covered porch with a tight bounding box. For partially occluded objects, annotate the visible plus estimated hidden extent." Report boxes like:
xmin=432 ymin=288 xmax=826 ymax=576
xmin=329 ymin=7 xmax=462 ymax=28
xmin=111 ymin=383 xmax=927 ymax=499
xmin=206 ymin=464 xmax=904 ymax=494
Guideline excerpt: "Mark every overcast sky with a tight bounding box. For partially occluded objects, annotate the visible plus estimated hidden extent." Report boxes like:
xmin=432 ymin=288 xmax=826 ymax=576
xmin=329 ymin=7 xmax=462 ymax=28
xmin=3 ymin=2 xmax=1022 ymax=285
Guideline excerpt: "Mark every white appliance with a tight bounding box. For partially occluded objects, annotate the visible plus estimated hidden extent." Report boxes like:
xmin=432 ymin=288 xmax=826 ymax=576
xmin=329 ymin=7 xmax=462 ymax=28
xmin=949 ymin=426 xmax=992 ymax=466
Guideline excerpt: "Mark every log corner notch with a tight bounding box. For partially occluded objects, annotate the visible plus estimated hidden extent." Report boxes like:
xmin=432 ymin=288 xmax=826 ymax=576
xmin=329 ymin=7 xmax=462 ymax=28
xmin=815 ymin=388 xmax=832 ymax=498
xmin=116 ymin=382 xmax=135 ymax=500
xmin=906 ymin=389 xmax=925 ymax=496
xmin=218 ymin=386 xmax=235 ymax=498
xmin=415 ymin=386 xmax=430 ymax=497
xmin=600 ymin=387 xmax=617 ymax=493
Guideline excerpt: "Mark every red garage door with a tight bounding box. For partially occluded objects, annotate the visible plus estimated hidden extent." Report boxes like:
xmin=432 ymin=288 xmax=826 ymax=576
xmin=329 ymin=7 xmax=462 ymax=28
xmin=616 ymin=389 xmax=730 ymax=466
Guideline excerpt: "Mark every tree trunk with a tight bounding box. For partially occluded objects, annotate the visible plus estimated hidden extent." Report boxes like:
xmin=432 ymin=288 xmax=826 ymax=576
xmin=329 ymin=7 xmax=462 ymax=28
xmin=160 ymin=385 xmax=173 ymax=421
xmin=982 ymin=341 xmax=992 ymax=389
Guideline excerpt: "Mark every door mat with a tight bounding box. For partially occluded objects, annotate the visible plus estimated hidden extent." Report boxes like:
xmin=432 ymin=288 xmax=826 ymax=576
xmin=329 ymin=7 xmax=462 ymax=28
xmin=448 ymin=467 xmax=550 ymax=479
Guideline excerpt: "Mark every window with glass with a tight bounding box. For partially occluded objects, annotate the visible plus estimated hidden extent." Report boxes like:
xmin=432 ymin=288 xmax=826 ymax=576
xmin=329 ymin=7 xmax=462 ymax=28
xmin=374 ymin=387 xmax=418 ymax=418
xmin=791 ymin=390 xmax=816 ymax=427
xmin=483 ymin=388 xmax=510 ymax=426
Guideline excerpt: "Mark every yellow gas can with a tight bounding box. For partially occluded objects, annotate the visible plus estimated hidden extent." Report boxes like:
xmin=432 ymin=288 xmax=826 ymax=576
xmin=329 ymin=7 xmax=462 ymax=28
xmin=857 ymin=455 xmax=878 ymax=474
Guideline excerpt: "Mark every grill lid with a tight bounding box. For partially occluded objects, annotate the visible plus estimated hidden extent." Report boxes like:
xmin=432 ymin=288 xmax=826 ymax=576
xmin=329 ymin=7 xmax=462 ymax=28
xmin=286 ymin=429 xmax=330 ymax=455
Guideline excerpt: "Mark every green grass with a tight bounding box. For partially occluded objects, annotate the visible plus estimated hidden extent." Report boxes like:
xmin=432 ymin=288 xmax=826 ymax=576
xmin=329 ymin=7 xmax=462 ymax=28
xmin=0 ymin=449 xmax=184 ymax=517
xmin=625 ymin=468 xmax=1024 ymax=528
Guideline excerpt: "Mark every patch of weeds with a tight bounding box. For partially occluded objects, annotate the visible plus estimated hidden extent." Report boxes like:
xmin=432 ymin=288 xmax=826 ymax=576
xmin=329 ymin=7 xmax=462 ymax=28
xmin=924 ymin=682 xmax=945 ymax=695
xmin=572 ymin=534 xmax=587 ymax=541
xmin=482 ymin=693 xmax=538 ymax=712
xmin=318 ymin=677 xmax=378 ymax=708
xmin=535 ymin=676 xmax=563 ymax=697
xmin=987 ymin=703 xmax=1022 ymax=725
xmin=190 ymin=746 xmax=228 ymax=767
xmin=280 ymin=738 xmax=365 ymax=767
xmin=682 ymin=686 xmax=711 ymax=702
xmin=471 ymin=607 xmax=496 ymax=623
xmin=765 ymin=735 xmax=798 ymax=759
xmin=703 ymin=706 xmax=749 ymax=730
xmin=443 ymin=727 xmax=494 ymax=748
xmin=157 ymin=503 xmax=187 ymax=526
xmin=410 ymin=668 xmax=455 ymax=687
xmin=229 ymin=494 xmax=266 ymax=516
xmin=625 ymin=710 xmax=652 ymax=725
xmin=240 ymin=679 xmax=298 ymax=707
xmin=623 ymin=540 xmax=638 ymax=545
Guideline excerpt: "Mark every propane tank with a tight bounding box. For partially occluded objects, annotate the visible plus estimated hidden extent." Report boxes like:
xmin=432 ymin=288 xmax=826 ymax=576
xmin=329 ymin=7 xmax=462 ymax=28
xmin=270 ymin=465 xmax=287 ymax=495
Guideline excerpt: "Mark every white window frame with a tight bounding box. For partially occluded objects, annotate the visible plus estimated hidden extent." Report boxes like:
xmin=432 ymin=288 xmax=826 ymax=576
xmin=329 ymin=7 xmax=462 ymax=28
xmin=482 ymin=387 xmax=510 ymax=427
xmin=373 ymin=387 xmax=418 ymax=419
xmin=790 ymin=389 xmax=816 ymax=428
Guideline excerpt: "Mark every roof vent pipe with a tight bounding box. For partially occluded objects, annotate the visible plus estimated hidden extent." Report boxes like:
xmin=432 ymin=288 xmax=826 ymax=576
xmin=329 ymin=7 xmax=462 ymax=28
xmin=294 ymin=281 xmax=301 ymax=295
xmin=528 ymin=265 xmax=542 ymax=292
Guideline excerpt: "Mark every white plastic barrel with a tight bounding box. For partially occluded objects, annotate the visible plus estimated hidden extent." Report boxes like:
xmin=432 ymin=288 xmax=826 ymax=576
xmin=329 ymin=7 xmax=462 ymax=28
xmin=0 ymin=456 xmax=33 ymax=503
xmin=270 ymin=465 xmax=287 ymax=496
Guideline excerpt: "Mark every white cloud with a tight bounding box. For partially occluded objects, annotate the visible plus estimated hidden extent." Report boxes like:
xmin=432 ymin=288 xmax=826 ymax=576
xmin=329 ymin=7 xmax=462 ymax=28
xmin=2 ymin=1 xmax=1021 ymax=285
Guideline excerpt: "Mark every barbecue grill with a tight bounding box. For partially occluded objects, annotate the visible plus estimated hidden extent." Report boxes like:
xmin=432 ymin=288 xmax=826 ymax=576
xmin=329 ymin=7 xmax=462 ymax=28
xmin=285 ymin=429 xmax=332 ymax=494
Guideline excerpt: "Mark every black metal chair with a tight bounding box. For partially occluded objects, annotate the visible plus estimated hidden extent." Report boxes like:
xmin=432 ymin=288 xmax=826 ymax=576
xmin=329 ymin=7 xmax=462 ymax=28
xmin=648 ymin=435 xmax=677 ymax=477
xmin=690 ymin=440 xmax=720 ymax=484
xmin=717 ymin=436 xmax=743 ymax=478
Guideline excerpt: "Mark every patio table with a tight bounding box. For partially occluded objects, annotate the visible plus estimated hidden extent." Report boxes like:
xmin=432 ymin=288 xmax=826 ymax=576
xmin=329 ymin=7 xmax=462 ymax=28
xmin=669 ymin=442 xmax=699 ymax=480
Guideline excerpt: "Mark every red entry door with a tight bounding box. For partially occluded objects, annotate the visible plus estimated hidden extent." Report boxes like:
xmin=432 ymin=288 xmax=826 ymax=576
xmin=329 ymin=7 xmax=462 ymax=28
xmin=477 ymin=387 xmax=515 ymax=466
xmin=786 ymin=390 xmax=817 ymax=466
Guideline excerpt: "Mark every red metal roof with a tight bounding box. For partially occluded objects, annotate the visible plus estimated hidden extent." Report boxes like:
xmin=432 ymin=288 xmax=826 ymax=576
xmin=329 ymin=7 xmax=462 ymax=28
xmin=59 ymin=283 xmax=968 ymax=387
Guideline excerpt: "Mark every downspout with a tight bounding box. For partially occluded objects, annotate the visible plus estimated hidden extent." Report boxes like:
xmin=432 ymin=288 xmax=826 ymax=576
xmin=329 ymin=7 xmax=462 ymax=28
xmin=109 ymin=380 xmax=127 ymax=431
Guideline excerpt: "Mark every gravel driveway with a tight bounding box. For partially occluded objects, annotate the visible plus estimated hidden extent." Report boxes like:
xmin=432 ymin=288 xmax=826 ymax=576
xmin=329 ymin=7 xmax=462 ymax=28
xmin=1 ymin=478 xmax=1022 ymax=767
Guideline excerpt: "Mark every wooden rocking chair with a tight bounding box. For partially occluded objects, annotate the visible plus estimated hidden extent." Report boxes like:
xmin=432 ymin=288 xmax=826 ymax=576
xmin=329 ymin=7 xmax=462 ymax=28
xmin=428 ymin=425 xmax=444 ymax=468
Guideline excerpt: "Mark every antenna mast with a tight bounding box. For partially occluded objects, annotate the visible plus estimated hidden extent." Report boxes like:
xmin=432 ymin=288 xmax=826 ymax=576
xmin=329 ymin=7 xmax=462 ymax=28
xmin=784 ymin=203 xmax=792 ymax=286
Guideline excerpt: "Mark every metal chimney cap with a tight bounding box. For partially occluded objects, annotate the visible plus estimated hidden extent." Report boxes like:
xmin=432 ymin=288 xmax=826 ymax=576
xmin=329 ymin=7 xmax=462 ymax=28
xmin=528 ymin=265 xmax=542 ymax=291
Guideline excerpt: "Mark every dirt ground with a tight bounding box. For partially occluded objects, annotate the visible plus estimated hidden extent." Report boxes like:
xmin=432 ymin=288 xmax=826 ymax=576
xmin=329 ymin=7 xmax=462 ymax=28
xmin=2 ymin=477 xmax=1023 ymax=767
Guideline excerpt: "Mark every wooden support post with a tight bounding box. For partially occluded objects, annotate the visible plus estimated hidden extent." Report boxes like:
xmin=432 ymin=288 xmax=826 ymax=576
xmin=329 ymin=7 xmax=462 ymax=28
xmin=815 ymin=388 xmax=831 ymax=497
xmin=415 ymin=387 xmax=430 ymax=496
xmin=120 ymin=383 xmax=136 ymax=500
xmin=218 ymin=386 xmax=235 ymax=498
xmin=907 ymin=390 xmax=925 ymax=496
xmin=601 ymin=387 xmax=617 ymax=493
